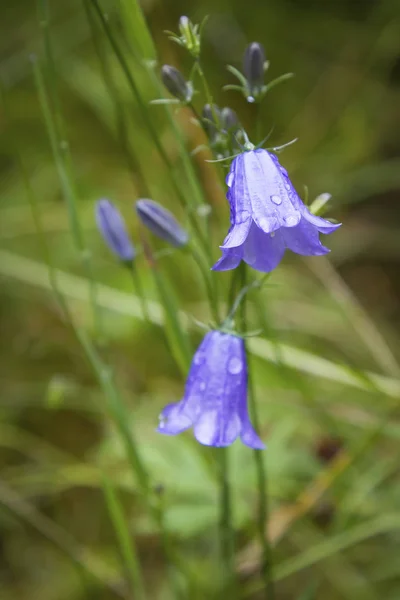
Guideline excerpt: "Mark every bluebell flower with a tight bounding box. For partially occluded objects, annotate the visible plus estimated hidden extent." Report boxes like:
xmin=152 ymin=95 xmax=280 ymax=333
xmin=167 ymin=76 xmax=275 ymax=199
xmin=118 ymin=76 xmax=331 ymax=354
xmin=136 ymin=198 xmax=189 ymax=247
xmin=212 ymin=149 xmax=340 ymax=273
xmin=157 ymin=330 xmax=265 ymax=449
xmin=95 ymin=199 xmax=135 ymax=261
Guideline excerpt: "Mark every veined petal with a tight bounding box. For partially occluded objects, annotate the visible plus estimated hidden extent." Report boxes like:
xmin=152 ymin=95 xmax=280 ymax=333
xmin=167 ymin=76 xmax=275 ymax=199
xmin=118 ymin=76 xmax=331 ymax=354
xmin=243 ymin=222 xmax=285 ymax=272
xmin=282 ymin=217 xmax=330 ymax=256
xmin=228 ymin=154 xmax=252 ymax=227
xmin=252 ymin=150 xmax=302 ymax=229
xmin=242 ymin=151 xmax=280 ymax=233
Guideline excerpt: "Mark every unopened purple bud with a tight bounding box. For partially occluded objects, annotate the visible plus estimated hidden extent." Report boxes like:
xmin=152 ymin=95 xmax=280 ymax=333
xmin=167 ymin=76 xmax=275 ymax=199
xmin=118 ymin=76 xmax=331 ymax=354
xmin=136 ymin=199 xmax=189 ymax=247
xmin=243 ymin=42 xmax=265 ymax=91
xmin=161 ymin=65 xmax=191 ymax=102
xmin=221 ymin=107 xmax=239 ymax=131
xmin=95 ymin=199 xmax=135 ymax=262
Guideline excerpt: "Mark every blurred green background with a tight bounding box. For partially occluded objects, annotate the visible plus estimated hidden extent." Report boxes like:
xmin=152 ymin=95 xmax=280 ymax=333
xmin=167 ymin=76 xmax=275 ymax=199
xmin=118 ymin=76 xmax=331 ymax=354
xmin=1 ymin=0 xmax=400 ymax=599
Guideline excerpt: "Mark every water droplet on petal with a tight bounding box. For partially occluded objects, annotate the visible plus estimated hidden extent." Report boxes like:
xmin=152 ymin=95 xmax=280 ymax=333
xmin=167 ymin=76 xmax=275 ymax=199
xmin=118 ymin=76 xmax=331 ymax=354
xmin=226 ymin=171 xmax=234 ymax=187
xmin=271 ymin=195 xmax=282 ymax=205
xmin=199 ymin=381 xmax=206 ymax=392
xmin=194 ymin=352 xmax=203 ymax=365
xmin=270 ymin=232 xmax=275 ymax=238
xmin=284 ymin=211 xmax=301 ymax=227
xmin=280 ymin=167 xmax=288 ymax=177
xmin=285 ymin=183 xmax=291 ymax=190
xmin=228 ymin=356 xmax=243 ymax=375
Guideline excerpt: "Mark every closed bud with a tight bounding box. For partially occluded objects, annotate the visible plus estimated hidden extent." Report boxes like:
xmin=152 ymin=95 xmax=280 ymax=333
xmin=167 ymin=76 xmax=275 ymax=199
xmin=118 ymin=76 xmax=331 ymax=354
xmin=202 ymin=103 xmax=221 ymax=140
xmin=95 ymin=199 xmax=135 ymax=262
xmin=221 ymin=107 xmax=239 ymax=131
xmin=179 ymin=15 xmax=190 ymax=30
xmin=161 ymin=65 xmax=192 ymax=102
xmin=136 ymin=199 xmax=189 ymax=247
xmin=243 ymin=42 xmax=265 ymax=92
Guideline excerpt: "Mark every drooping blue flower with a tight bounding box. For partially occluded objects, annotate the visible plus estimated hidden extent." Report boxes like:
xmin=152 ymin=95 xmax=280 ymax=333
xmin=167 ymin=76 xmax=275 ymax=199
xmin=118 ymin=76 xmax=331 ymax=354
xmin=157 ymin=330 xmax=265 ymax=449
xmin=136 ymin=198 xmax=189 ymax=247
xmin=95 ymin=199 xmax=135 ymax=261
xmin=212 ymin=149 xmax=341 ymax=273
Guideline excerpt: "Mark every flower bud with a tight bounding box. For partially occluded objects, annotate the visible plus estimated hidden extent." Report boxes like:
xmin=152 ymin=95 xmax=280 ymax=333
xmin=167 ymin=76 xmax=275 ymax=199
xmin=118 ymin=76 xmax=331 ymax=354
xmin=95 ymin=199 xmax=135 ymax=262
xmin=221 ymin=107 xmax=239 ymax=131
xmin=135 ymin=199 xmax=189 ymax=247
xmin=161 ymin=65 xmax=192 ymax=102
xmin=243 ymin=42 xmax=265 ymax=92
xmin=202 ymin=103 xmax=221 ymax=140
xmin=177 ymin=15 xmax=201 ymax=58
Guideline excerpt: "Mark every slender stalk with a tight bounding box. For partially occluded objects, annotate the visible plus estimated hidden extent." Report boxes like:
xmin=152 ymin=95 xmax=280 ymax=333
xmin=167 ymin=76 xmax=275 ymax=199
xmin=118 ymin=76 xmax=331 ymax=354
xmin=189 ymin=244 xmax=220 ymax=324
xmin=36 ymin=0 xmax=102 ymax=338
xmin=129 ymin=263 xmax=150 ymax=322
xmin=239 ymin=262 xmax=275 ymax=600
xmin=216 ymin=447 xmax=237 ymax=596
xmin=101 ymin=473 xmax=147 ymax=600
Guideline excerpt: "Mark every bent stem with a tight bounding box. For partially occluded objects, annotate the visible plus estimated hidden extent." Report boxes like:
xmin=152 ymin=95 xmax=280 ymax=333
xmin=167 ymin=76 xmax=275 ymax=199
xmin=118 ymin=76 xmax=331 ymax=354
xmin=239 ymin=263 xmax=275 ymax=600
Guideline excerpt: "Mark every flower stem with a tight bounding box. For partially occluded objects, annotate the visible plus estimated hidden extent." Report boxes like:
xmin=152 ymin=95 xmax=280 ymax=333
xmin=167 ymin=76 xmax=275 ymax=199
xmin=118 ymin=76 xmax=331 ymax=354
xmin=129 ymin=263 xmax=150 ymax=322
xmin=239 ymin=262 xmax=275 ymax=600
xmin=35 ymin=0 xmax=102 ymax=340
xmin=216 ymin=447 xmax=237 ymax=596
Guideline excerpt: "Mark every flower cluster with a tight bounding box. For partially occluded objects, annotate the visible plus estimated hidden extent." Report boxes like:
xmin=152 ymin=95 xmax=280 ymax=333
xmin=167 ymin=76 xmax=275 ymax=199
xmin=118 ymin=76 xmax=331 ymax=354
xmin=96 ymin=19 xmax=341 ymax=451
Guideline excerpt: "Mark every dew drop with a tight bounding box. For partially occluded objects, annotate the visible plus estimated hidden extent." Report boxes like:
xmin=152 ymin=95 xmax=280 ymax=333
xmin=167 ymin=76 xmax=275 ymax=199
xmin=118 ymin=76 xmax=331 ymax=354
xmin=194 ymin=353 xmax=203 ymax=365
xmin=199 ymin=381 xmax=206 ymax=392
xmin=285 ymin=183 xmax=291 ymax=190
xmin=280 ymin=167 xmax=288 ymax=177
xmin=284 ymin=211 xmax=301 ymax=227
xmin=247 ymin=96 xmax=255 ymax=103
xmin=228 ymin=356 xmax=243 ymax=375
xmin=271 ymin=195 xmax=282 ymax=205
xmin=270 ymin=232 xmax=275 ymax=238
xmin=226 ymin=171 xmax=234 ymax=187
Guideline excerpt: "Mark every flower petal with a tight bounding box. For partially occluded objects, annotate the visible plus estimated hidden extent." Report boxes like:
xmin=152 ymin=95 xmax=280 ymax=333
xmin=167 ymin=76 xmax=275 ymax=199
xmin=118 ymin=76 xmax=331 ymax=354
xmin=302 ymin=210 xmax=342 ymax=234
xmin=282 ymin=217 xmax=330 ymax=256
xmin=243 ymin=222 xmax=285 ymax=272
xmin=157 ymin=402 xmax=193 ymax=435
xmin=241 ymin=151 xmax=281 ymax=233
xmin=194 ymin=410 xmax=242 ymax=446
xmin=227 ymin=153 xmax=252 ymax=226
xmin=212 ymin=247 xmax=243 ymax=271
xmin=240 ymin=422 xmax=265 ymax=449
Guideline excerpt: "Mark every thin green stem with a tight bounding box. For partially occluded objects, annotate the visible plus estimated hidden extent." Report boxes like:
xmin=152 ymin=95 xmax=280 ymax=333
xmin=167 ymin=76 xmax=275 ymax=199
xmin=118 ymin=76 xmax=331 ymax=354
xmin=129 ymin=264 xmax=150 ymax=322
xmin=36 ymin=0 xmax=102 ymax=338
xmin=31 ymin=55 xmax=102 ymax=339
xmin=189 ymin=244 xmax=220 ymax=324
xmin=101 ymin=473 xmax=147 ymax=600
xmin=216 ymin=448 xmax=237 ymax=596
xmin=239 ymin=263 xmax=274 ymax=600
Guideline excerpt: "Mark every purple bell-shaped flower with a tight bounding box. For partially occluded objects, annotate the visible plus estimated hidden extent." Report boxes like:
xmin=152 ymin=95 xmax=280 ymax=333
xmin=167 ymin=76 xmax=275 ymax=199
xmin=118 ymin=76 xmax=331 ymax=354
xmin=157 ymin=330 xmax=264 ymax=449
xmin=213 ymin=149 xmax=340 ymax=273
